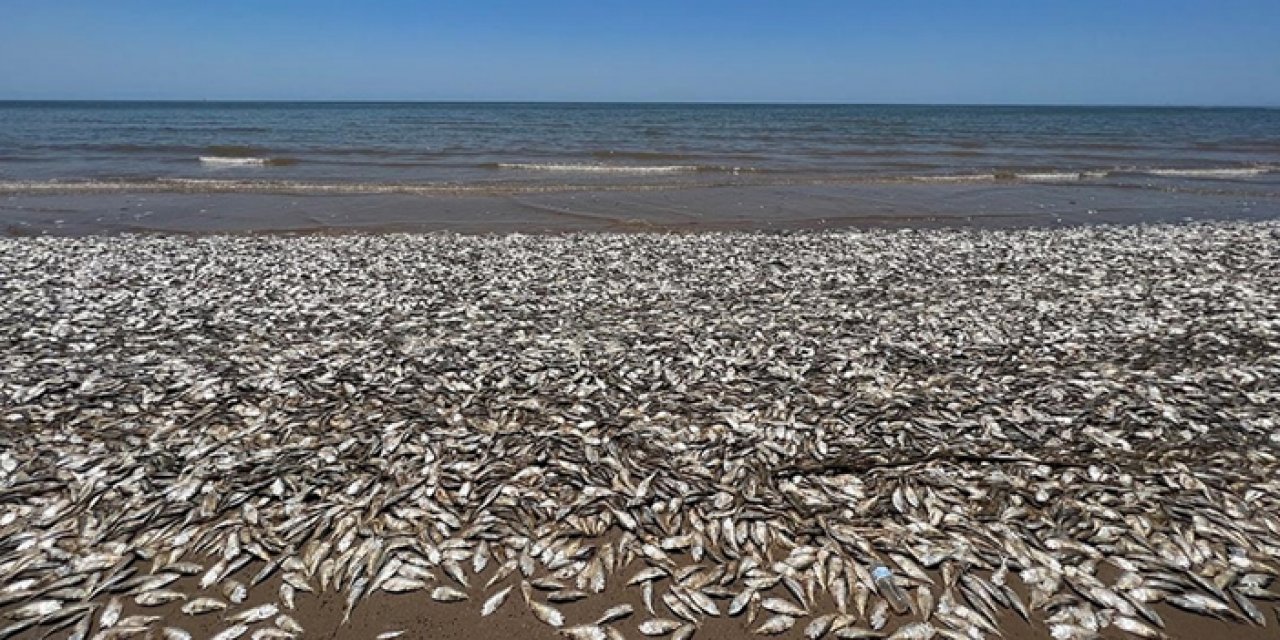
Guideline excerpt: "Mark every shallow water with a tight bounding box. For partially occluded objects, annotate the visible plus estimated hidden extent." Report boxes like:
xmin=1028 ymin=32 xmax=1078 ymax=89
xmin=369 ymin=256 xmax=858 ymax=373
xmin=2 ymin=102 xmax=1278 ymax=232
xmin=2 ymin=102 xmax=1278 ymax=186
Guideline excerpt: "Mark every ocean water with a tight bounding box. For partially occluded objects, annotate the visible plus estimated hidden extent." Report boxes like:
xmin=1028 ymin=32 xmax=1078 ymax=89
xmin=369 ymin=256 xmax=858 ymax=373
xmin=2 ymin=102 xmax=1279 ymax=190
xmin=1 ymin=102 xmax=1278 ymax=233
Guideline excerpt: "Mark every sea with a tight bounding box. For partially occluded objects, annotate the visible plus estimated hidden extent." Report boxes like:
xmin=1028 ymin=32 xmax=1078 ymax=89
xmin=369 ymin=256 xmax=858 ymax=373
xmin=1 ymin=102 xmax=1278 ymax=233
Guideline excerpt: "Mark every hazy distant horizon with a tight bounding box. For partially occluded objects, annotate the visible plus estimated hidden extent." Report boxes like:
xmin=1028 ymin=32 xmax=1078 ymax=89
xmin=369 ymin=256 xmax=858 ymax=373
xmin=2 ymin=99 xmax=1279 ymax=109
xmin=2 ymin=1 xmax=1277 ymax=106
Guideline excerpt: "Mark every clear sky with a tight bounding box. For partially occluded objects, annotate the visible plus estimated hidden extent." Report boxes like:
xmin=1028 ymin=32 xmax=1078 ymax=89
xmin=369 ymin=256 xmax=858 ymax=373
xmin=2 ymin=0 xmax=1278 ymax=105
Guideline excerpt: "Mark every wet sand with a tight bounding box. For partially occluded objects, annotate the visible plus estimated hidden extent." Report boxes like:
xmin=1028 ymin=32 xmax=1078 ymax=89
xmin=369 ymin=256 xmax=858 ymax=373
xmin=26 ymin=556 xmax=1276 ymax=640
xmin=2 ymin=181 xmax=1277 ymax=235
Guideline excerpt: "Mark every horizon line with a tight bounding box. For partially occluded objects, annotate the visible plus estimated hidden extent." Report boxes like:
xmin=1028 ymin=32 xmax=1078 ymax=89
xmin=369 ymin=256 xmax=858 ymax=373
xmin=1 ymin=98 xmax=1278 ymax=109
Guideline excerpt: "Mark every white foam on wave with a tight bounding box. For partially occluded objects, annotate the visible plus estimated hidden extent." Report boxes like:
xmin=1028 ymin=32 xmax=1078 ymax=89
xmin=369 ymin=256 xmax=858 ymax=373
xmin=1015 ymin=172 xmax=1083 ymax=183
xmin=199 ymin=156 xmax=269 ymax=167
xmin=497 ymin=163 xmax=699 ymax=174
xmin=911 ymin=174 xmax=997 ymax=183
xmin=1145 ymin=167 xmax=1272 ymax=179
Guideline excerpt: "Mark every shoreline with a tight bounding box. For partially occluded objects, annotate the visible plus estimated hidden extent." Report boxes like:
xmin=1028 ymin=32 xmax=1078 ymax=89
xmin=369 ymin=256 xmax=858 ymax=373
xmin=2 ymin=221 xmax=1279 ymax=640
xmin=3 ymin=181 xmax=1278 ymax=236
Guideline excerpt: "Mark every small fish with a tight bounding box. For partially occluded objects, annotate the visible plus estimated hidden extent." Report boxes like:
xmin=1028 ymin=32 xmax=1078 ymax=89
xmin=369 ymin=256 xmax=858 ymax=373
xmin=916 ymin=586 xmax=934 ymax=622
xmin=481 ymin=586 xmax=513 ymax=616
xmin=596 ymin=604 xmax=634 ymax=624
xmin=181 ymin=598 xmax=227 ymax=615
xmin=833 ymin=628 xmax=885 ymax=640
xmin=1165 ymin=593 xmax=1238 ymax=619
xmin=250 ymin=629 xmax=295 ymax=640
xmin=529 ymin=600 xmax=565 ymax=627
xmin=431 ymin=585 xmax=469 ymax=602
xmin=67 ymin=614 xmax=92 ymax=640
xmin=100 ymin=598 xmax=123 ymax=628
xmin=888 ymin=622 xmax=936 ymax=640
xmin=344 ymin=577 xmax=368 ymax=624
xmin=1111 ymin=616 xmax=1168 ymax=639
xmin=200 ymin=561 xmax=227 ymax=590
xmin=210 ymin=625 xmax=249 ymax=640
xmin=135 ymin=590 xmax=187 ymax=606
xmin=548 ymin=589 xmax=591 ymax=603
xmin=638 ymin=619 xmax=683 ymax=636
xmin=560 ymin=625 xmax=608 ymax=640
xmin=762 ymin=597 xmax=807 ymax=617
xmin=275 ymin=614 xmax=304 ymax=635
xmin=229 ymin=604 xmax=279 ymax=624
xmin=870 ymin=599 xmax=889 ymax=630
xmin=161 ymin=630 xmax=193 ymax=640
xmin=1230 ymin=590 xmax=1266 ymax=626
xmin=376 ymin=633 xmax=406 ymax=640
xmin=7 ymin=600 xmax=61 ymax=621
xmin=117 ymin=615 xmax=163 ymax=627
xmin=629 ymin=567 xmax=669 ymax=585
xmin=442 ymin=560 xmax=470 ymax=589
xmin=755 ymin=615 xmax=796 ymax=635
xmin=728 ymin=589 xmax=755 ymax=617
xmin=671 ymin=625 xmax=697 ymax=640
xmin=806 ymin=614 xmax=836 ymax=640
xmin=381 ymin=577 xmax=429 ymax=593
xmin=223 ymin=581 xmax=248 ymax=605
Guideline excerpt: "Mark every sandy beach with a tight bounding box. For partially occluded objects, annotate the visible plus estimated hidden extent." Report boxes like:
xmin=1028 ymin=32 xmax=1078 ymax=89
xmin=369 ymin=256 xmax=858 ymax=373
xmin=2 ymin=220 xmax=1279 ymax=640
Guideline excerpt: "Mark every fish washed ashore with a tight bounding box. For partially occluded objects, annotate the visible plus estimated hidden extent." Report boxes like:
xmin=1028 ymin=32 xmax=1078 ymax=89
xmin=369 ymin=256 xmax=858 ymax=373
xmin=1 ymin=221 xmax=1279 ymax=640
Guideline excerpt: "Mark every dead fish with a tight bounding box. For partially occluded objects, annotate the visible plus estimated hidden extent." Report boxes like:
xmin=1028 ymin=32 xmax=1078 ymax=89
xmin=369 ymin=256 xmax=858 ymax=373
xmin=135 ymin=590 xmax=187 ymax=606
xmin=431 ymin=586 xmax=469 ymax=602
xmin=222 ymin=581 xmax=248 ymax=605
xmin=100 ymin=598 xmax=123 ymax=628
xmin=1165 ymin=593 xmax=1238 ymax=619
xmin=250 ymin=629 xmax=295 ymax=640
xmin=888 ymin=622 xmax=936 ymax=640
xmin=482 ymin=585 xmax=514 ymax=616
xmin=833 ymin=628 xmax=885 ymax=640
xmin=229 ymin=604 xmax=279 ymax=624
xmin=210 ymin=625 xmax=249 ymax=640
xmin=7 ymin=600 xmax=62 ymax=620
xmin=1111 ymin=616 xmax=1169 ymax=639
xmin=754 ymin=615 xmax=796 ymax=635
xmin=638 ymin=619 xmax=683 ymax=636
xmin=728 ymin=589 xmax=755 ymax=617
xmin=671 ymin=625 xmax=697 ymax=640
xmin=869 ymin=599 xmax=889 ymax=630
xmin=529 ymin=601 xmax=565 ymax=627
xmin=117 ymin=615 xmax=162 ymax=628
xmin=1230 ymin=589 xmax=1266 ymax=626
xmin=181 ymin=598 xmax=227 ymax=615
xmin=548 ymin=589 xmax=591 ymax=603
xmin=560 ymin=625 xmax=608 ymax=640
xmin=276 ymin=614 xmax=305 ymax=634
xmin=916 ymin=586 xmax=934 ymax=622
xmin=762 ymin=597 xmax=807 ymax=617
xmin=381 ymin=577 xmax=429 ymax=593
xmin=596 ymin=604 xmax=634 ymax=624
xmin=805 ymin=613 xmax=836 ymax=639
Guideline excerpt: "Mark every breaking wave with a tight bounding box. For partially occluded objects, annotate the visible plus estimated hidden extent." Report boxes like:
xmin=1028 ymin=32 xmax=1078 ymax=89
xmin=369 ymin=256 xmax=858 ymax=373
xmin=199 ymin=156 xmax=298 ymax=167
xmin=494 ymin=163 xmax=701 ymax=174
xmin=1143 ymin=167 xmax=1274 ymax=179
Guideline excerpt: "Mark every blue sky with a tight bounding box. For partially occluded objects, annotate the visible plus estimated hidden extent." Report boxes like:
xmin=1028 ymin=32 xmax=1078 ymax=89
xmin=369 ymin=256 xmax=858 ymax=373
xmin=1 ymin=0 xmax=1277 ymax=105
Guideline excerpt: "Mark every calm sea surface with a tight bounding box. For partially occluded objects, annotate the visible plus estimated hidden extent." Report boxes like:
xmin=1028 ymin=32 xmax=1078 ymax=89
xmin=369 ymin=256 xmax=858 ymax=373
xmin=1 ymin=102 xmax=1278 ymax=233
xmin=2 ymin=102 xmax=1278 ymax=191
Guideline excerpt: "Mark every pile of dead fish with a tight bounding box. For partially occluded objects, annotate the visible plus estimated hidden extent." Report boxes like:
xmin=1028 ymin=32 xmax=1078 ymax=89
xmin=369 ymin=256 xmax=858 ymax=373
xmin=1 ymin=221 xmax=1279 ymax=640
